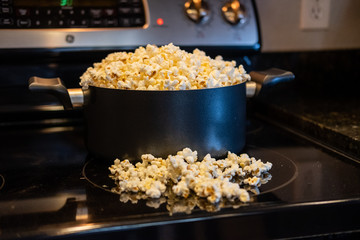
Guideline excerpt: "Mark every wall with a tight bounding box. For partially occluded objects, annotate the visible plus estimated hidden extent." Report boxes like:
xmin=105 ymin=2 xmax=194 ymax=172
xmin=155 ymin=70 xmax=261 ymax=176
xmin=255 ymin=0 xmax=360 ymax=52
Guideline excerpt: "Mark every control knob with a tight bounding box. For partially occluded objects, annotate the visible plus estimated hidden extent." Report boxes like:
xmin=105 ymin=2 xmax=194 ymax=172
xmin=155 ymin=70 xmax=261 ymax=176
xmin=184 ymin=0 xmax=210 ymax=24
xmin=221 ymin=0 xmax=247 ymax=25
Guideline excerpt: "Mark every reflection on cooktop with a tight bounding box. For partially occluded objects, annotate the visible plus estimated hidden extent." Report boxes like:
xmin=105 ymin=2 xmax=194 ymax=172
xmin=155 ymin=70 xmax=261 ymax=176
xmin=82 ymin=145 xmax=297 ymax=215
xmin=246 ymin=119 xmax=264 ymax=135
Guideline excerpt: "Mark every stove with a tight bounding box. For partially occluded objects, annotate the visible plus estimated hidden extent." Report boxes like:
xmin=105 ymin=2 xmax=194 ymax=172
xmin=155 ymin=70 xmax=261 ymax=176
xmin=1 ymin=0 xmax=360 ymax=239
xmin=1 ymin=119 xmax=360 ymax=239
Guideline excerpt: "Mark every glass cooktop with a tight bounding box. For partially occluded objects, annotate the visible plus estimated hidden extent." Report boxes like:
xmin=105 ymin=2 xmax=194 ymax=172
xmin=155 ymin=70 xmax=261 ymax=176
xmin=0 ymin=118 xmax=360 ymax=239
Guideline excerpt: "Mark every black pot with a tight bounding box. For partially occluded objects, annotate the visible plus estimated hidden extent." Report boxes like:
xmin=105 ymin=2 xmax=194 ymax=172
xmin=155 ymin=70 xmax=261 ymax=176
xmin=29 ymin=68 xmax=294 ymax=161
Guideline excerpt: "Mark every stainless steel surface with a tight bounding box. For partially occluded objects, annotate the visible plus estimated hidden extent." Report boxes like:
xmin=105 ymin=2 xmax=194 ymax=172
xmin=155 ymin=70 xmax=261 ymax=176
xmin=68 ymin=88 xmax=84 ymax=108
xmin=246 ymin=81 xmax=256 ymax=97
xmin=0 ymin=0 xmax=259 ymax=49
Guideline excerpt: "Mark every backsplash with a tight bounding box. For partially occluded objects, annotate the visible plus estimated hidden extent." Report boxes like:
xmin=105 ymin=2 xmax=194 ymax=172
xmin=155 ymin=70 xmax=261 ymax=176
xmin=255 ymin=0 xmax=360 ymax=52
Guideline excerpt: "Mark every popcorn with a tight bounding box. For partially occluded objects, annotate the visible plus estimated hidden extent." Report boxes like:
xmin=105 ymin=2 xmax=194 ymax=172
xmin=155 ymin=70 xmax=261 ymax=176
xmin=145 ymin=180 xmax=166 ymax=198
xmin=80 ymin=43 xmax=250 ymax=90
xmin=172 ymin=179 xmax=190 ymax=198
xmin=109 ymin=148 xmax=272 ymax=205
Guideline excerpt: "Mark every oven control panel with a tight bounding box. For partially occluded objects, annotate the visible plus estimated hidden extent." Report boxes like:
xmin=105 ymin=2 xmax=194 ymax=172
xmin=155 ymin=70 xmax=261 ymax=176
xmin=0 ymin=0 xmax=260 ymax=51
xmin=0 ymin=0 xmax=147 ymax=29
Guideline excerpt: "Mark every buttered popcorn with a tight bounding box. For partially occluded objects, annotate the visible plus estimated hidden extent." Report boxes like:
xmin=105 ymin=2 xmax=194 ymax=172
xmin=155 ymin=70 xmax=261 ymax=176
xmin=109 ymin=148 xmax=272 ymax=204
xmin=80 ymin=43 xmax=250 ymax=90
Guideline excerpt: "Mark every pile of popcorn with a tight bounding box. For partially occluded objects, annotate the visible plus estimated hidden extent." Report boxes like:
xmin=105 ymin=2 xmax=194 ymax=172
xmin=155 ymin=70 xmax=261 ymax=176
xmin=109 ymin=148 xmax=272 ymax=205
xmin=80 ymin=43 xmax=250 ymax=90
xmin=115 ymin=174 xmax=272 ymax=215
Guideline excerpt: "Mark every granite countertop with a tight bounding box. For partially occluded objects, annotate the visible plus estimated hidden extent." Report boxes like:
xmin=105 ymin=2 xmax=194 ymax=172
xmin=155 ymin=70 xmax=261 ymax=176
xmin=249 ymin=50 xmax=360 ymax=158
xmin=254 ymin=82 xmax=360 ymax=158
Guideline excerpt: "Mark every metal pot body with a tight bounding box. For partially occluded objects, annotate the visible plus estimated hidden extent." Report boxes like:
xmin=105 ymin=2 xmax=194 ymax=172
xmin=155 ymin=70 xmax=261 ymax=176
xmin=29 ymin=68 xmax=294 ymax=161
xmin=84 ymin=83 xmax=246 ymax=160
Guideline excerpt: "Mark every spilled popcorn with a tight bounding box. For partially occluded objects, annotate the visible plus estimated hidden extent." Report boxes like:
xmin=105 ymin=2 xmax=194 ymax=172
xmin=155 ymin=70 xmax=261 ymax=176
xmin=109 ymin=148 xmax=272 ymax=205
xmin=80 ymin=43 xmax=250 ymax=90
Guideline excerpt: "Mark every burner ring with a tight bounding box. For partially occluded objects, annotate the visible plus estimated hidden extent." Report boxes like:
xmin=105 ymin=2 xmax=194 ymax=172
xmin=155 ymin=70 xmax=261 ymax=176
xmin=244 ymin=145 xmax=298 ymax=194
xmin=83 ymin=145 xmax=298 ymax=198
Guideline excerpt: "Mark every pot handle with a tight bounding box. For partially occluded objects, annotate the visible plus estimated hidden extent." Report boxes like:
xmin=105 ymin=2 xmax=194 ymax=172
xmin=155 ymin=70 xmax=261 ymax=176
xmin=29 ymin=76 xmax=84 ymax=110
xmin=246 ymin=68 xmax=294 ymax=97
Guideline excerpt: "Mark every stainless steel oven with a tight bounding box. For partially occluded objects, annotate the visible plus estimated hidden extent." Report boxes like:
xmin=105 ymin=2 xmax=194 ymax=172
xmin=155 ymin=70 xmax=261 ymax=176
xmin=0 ymin=0 xmax=259 ymax=49
xmin=1 ymin=1 xmax=359 ymax=239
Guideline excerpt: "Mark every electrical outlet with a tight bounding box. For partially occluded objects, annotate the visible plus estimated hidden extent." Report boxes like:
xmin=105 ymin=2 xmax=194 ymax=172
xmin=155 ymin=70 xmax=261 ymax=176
xmin=300 ymin=0 xmax=331 ymax=30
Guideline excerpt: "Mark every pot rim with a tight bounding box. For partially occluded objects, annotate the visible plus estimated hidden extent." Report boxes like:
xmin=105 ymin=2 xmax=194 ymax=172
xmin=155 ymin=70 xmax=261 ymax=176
xmin=84 ymin=80 xmax=247 ymax=93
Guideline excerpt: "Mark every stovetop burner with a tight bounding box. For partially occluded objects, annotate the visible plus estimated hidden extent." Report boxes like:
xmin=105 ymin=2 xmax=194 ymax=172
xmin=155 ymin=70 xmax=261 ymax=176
xmin=82 ymin=145 xmax=297 ymax=214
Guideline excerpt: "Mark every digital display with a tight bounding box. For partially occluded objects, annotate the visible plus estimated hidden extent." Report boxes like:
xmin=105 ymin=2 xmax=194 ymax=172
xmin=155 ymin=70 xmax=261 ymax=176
xmin=13 ymin=0 xmax=118 ymax=7
xmin=60 ymin=0 xmax=73 ymax=7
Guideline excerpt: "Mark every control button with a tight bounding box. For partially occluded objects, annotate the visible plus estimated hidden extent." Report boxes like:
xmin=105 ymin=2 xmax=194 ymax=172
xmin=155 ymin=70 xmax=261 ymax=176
xmin=104 ymin=8 xmax=116 ymax=16
xmin=118 ymin=0 xmax=131 ymax=4
xmin=118 ymin=7 xmax=132 ymax=15
xmin=184 ymin=0 xmax=210 ymax=24
xmin=37 ymin=8 xmax=53 ymax=16
xmin=132 ymin=17 xmax=144 ymax=26
xmin=59 ymin=9 xmax=75 ymax=16
xmin=77 ymin=9 xmax=87 ymax=16
xmin=132 ymin=7 xmax=142 ymax=14
xmin=119 ymin=17 xmax=131 ymax=27
xmin=16 ymin=8 xmax=30 ymax=17
xmin=104 ymin=18 xmax=118 ymax=26
xmin=33 ymin=9 xmax=40 ymax=16
xmin=221 ymin=0 xmax=247 ymax=25
xmin=68 ymin=19 xmax=76 ymax=26
xmin=90 ymin=8 xmax=102 ymax=18
xmin=34 ymin=19 xmax=41 ymax=27
xmin=68 ymin=19 xmax=88 ymax=27
xmin=37 ymin=8 xmax=51 ymax=16
xmin=0 ymin=17 xmax=14 ymax=26
xmin=0 ymin=6 xmax=12 ymax=14
xmin=17 ymin=18 xmax=31 ymax=27
xmin=91 ymin=19 xmax=103 ymax=26
xmin=46 ymin=19 xmax=54 ymax=27
xmin=79 ymin=19 xmax=89 ymax=27
xmin=58 ymin=19 xmax=65 ymax=27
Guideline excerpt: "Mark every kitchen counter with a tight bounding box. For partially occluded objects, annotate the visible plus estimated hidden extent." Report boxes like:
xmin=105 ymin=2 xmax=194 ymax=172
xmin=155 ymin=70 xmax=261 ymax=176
xmin=250 ymin=50 xmax=360 ymax=159
xmin=254 ymin=82 xmax=360 ymax=158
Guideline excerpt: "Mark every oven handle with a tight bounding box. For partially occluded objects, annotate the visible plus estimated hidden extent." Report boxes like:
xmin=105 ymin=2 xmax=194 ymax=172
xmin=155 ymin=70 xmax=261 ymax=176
xmin=29 ymin=76 xmax=83 ymax=110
